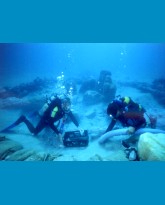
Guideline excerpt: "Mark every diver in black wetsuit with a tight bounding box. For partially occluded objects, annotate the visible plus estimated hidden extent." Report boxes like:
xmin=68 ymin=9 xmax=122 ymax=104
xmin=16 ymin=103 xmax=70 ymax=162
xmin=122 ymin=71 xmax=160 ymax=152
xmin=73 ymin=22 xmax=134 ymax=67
xmin=1 ymin=96 xmax=79 ymax=145
xmin=106 ymin=96 xmax=146 ymax=134
xmin=105 ymin=96 xmax=157 ymax=161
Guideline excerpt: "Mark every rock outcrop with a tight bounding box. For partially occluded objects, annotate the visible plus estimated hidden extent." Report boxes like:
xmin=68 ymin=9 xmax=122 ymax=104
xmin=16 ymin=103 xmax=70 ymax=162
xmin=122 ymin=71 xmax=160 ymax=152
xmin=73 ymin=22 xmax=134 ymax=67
xmin=0 ymin=135 xmax=61 ymax=161
xmin=138 ymin=133 xmax=165 ymax=161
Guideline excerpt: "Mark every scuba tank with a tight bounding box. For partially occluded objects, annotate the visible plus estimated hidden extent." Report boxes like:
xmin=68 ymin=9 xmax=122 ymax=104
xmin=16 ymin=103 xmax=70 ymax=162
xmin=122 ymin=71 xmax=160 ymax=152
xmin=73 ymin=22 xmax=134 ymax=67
xmin=112 ymin=95 xmax=131 ymax=112
xmin=39 ymin=95 xmax=57 ymax=117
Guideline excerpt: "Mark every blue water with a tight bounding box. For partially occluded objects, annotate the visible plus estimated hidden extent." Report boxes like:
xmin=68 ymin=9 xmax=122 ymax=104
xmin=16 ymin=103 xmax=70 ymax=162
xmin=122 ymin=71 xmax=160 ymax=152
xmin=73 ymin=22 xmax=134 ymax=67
xmin=0 ymin=43 xmax=165 ymax=86
xmin=1 ymin=43 xmax=165 ymax=161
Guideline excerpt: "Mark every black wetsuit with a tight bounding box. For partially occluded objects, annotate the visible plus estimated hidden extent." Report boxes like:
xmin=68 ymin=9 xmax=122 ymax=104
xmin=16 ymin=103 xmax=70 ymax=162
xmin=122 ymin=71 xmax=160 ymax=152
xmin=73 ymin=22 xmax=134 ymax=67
xmin=13 ymin=97 xmax=79 ymax=135
xmin=106 ymin=99 xmax=146 ymax=133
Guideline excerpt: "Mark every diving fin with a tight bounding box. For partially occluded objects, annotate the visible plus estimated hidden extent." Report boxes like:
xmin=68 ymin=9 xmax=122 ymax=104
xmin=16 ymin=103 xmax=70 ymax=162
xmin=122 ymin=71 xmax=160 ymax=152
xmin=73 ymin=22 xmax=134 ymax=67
xmin=0 ymin=115 xmax=26 ymax=133
xmin=0 ymin=122 xmax=18 ymax=133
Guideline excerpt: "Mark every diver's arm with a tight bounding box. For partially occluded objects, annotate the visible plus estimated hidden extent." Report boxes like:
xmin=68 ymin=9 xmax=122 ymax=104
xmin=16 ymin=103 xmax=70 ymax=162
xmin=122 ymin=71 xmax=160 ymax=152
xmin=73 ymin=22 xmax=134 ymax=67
xmin=68 ymin=111 xmax=79 ymax=127
xmin=105 ymin=118 xmax=116 ymax=133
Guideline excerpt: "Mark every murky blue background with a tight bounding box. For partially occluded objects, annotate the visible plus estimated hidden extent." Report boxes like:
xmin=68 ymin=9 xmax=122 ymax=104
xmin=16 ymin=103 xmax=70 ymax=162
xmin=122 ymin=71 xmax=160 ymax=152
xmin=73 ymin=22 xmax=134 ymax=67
xmin=0 ymin=43 xmax=165 ymax=86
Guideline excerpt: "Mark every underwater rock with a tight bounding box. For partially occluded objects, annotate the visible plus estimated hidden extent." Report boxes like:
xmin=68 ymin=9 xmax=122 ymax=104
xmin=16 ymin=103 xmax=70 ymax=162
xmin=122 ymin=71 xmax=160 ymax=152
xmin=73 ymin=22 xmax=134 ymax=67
xmin=119 ymin=80 xmax=165 ymax=107
xmin=151 ymin=78 xmax=165 ymax=91
xmin=0 ymin=96 xmax=30 ymax=109
xmin=138 ymin=133 xmax=165 ymax=161
xmin=54 ymin=155 xmax=78 ymax=161
xmin=79 ymin=70 xmax=116 ymax=103
xmin=24 ymin=152 xmax=47 ymax=161
xmin=0 ymin=135 xmax=63 ymax=161
xmin=83 ymin=90 xmax=103 ymax=105
xmin=0 ymin=77 xmax=54 ymax=99
xmin=5 ymin=149 xmax=36 ymax=161
xmin=24 ymin=151 xmax=62 ymax=161
xmin=98 ymin=70 xmax=111 ymax=83
xmin=88 ymin=154 xmax=104 ymax=161
xmin=25 ymin=152 xmax=62 ymax=161
xmin=101 ymin=82 xmax=117 ymax=102
xmin=98 ymin=70 xmax=116 ymax=102
xmin=0 ymin=136 xmax=6 ymax=142
xmin=79 ymin=78 xmax=98 ymax=94
xmin=0 ymin=139 xmax=23 ymax=160
xmin=151 ymin=91 xmax=165 ymax=107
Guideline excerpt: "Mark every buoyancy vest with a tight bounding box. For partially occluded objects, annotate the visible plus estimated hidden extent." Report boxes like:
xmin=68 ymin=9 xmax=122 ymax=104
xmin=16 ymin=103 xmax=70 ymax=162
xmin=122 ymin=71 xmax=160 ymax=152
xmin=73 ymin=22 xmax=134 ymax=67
xmin=39 ymin=95 xmax=60 ymax=117
xmin=114 ymin=96 xmax=146 ymax=114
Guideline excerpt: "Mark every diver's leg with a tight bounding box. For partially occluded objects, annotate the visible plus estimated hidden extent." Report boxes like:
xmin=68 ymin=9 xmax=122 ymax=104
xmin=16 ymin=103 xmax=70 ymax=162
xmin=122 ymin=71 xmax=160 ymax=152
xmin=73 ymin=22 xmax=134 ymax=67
xmin=0 ymin=115 xmax=34 ymax=133
xmin=33 ymin=118 xmax=46 ymax=135
xmin=13 ymin=115 xmax=26 ymax=125
xmin=122 ymin=134 xmax=139 ymax=148
xmin=49 ymin=123 xmax=64 ymax=145
xmin=22 ymin=116 xmax=36 ymax=133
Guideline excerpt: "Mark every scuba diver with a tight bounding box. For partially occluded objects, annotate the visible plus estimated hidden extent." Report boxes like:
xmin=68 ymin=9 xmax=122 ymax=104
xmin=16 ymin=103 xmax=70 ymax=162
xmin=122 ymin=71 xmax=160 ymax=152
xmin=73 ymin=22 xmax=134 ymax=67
xmin=105 ymin=95 xmax=157 ymax=161
xmin=1 ymin=95 xmax=80 ymax=146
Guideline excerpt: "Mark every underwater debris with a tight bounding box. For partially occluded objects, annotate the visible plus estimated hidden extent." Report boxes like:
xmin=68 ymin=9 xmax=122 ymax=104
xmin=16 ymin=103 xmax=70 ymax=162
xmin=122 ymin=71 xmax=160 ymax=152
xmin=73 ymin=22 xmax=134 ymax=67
xmin=79 ymin=70 xmax=116 ymax=104
xmin=119 ymin=79 xmax=165 ymax=107
xmin=0 ymin=135 xmax=62 ymax=161
xmin=0 ymin=77 xmax=54 ymax=99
